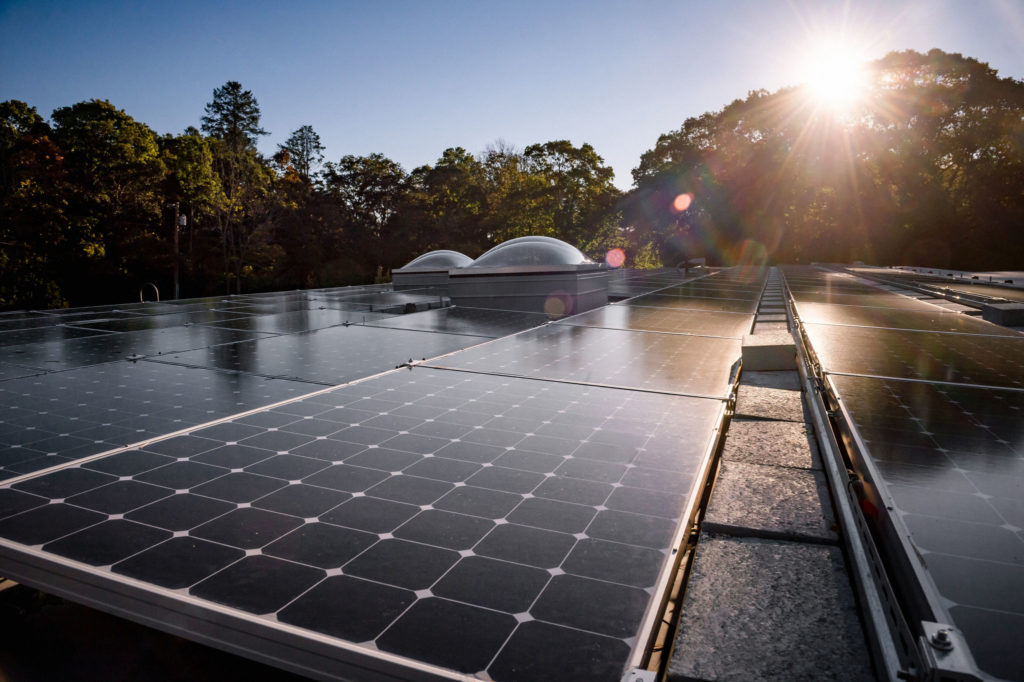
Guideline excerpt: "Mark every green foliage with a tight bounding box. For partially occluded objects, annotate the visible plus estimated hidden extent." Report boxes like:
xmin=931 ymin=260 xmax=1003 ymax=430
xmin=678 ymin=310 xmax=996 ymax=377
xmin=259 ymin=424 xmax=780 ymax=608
xmin=0 ymin=100 xmax=69 ymax=308
xmin=201 ymin=81 xmax=268 ymax=153
xmin=49 ymin=100 xmax=166 ymax=303
xmin=5 ymin=49 xmax=1020 ymax=310
xmin=278 ymin=125 xmax=325 ymax=181
xmin=627 ymin=49 xmax=1024 ymax=270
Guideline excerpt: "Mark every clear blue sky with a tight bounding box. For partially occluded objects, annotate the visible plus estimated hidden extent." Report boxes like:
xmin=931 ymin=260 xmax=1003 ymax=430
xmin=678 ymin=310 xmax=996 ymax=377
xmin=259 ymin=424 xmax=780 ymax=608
xmin=2 ymin=0 xmax=1022 ymax=189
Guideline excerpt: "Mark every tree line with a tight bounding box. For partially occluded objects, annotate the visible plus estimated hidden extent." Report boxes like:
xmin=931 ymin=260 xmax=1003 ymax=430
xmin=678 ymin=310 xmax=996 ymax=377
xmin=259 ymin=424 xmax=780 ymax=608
xmin=2 ymin=49 xmax=1022 ymax=310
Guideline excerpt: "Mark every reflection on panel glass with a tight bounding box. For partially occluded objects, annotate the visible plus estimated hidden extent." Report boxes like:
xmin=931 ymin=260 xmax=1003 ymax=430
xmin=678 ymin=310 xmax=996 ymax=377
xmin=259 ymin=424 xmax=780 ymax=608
xmin=559 ymin=305 xmax=752 ymax=339
xmin=803 ymin=323 xmax=1024 ymax=389
xmin=625 ymin=294 xmax=758 ymax=314
xmin=0 ymin=362 xmax=319 ymax=480
xmin=4 ymin=326 xmax=271 ymax=371
xmin=161 ymin=325 xmax=487 ymax=385
xmin=196 ymin=308 xmax=386 ymax=334
xmin=367 ymin=307 xmax=550 ymax=338
xmin=795 ymin=302 xmax=1019 ymax=336
xmin=426 ymin=324 xmax=740 ymax=398
xmin=0 ymin=367 xmax=725 ymax=682
xmin=831 ymin=375 xmax=1024 ymax=681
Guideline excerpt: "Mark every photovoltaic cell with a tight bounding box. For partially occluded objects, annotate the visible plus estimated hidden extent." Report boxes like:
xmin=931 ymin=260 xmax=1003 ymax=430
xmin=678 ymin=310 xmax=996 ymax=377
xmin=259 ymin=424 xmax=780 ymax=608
xmin=626 ymin=294 xmax=759 ymax=314
xmin=794 ymin=301 xmax=1020 ymax=336
xmin=155 ymin=325 xmax=488 ymax=384
xmin=802 ymin=323 xmax=1024 ymax=389
xmin=559 ymin=305 xmax=752 ymax=339
xmin=194 ymin=308 xmax=383 ymax=334
xmin=366 ymin=306 xmax=551 ymax=338
xmin=4 ymin=326 xmax=272 ymax=371
xmin=0 ymin=367 xmax=726 ymax=681
xmin=0 ymin=361 xmax=319 ymax=480
xmin=426 ymin=323 xmax=741 ymax=398
xmin=0 ymin=325 xmax=112 ymax=348
xmin=830 ymin=374 xmax=1024 ymax=681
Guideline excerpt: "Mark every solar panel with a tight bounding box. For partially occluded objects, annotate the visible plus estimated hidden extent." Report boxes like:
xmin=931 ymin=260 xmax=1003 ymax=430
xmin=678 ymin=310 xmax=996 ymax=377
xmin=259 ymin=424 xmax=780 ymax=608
xmin=194 ymin=308 xmax=389 ymax=334
xmin=784 ymin=264 xmax=1024 ymax=681
xmin=558 ymin=305 xmax=753 ymax=339
xmin=793 ymin=301 xmax=1019 ymax=335
xmin=5 ymin=326 xmax=272 ymax=371
xmin=365 ymin=307 xmax=551 ymax=338
xmin=0 ymin=367 xmax=727 ymax=681
xmin=829 ymin=374 xmax=1024 ymax=681
xmin=802 ymin=322 xmax=1024 ymax=389
xmin=62 ymin=309 xmax=255 ymax=332
xmin=0 ymin=325 xmax=112 ymax=347
xmin=425 ymin=323 xmax=741 ymax=398
xmin=651 ymin=285 xmax=762 ymax=300
xmin=621 ymin=294 xmax=759 ymax=314
xmin=155 ymin=325 xmax=489 ymax=385
xmin=0 ymin=362 xmax=320 ymax=480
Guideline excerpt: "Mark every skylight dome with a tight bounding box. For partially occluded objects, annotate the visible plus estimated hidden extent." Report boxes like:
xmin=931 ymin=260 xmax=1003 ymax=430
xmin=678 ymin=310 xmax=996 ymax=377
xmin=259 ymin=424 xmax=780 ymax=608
xmin=399 ymin=250 xmax=473 ymax=270
xmin=468 ymin=236 xmax=594 ymax=269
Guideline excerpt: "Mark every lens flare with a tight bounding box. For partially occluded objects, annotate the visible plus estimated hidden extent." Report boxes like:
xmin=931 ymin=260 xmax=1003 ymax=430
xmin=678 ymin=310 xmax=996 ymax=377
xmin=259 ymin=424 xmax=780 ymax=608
xmin=672 ymin=193 xmax=693 ymax=213
xmin=544 ymin=293 xmax=570 ymax=318
xmin=605 ymin=248 xmax=626 ymax=268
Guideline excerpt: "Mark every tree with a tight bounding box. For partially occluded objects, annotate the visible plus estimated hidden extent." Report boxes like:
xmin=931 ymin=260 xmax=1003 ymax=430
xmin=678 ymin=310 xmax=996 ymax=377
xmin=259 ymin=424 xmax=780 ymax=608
xmin=159 ymin=127 xmax=221 ymax=295
xmin=200 ymin=81 xmax=268 ymax=152
xmin=278 ymin=124 xmax=324 ymax=181
xmin=403 ymin=147 xmax=488 ymax=256
xmin=523 ymin=140 xmax=621 ymax=255
xmin=50 ymin=99 xmax=166 ymax=302
xmin=0 ymin=100 xmax=68 ymax=308
xmin=627 ymin=49 xmax=1024 ymax=269
xmin=200 ymin=82 xmax=277 ymax=293
xmin=324 ymin=153 xmax=409 ymax=273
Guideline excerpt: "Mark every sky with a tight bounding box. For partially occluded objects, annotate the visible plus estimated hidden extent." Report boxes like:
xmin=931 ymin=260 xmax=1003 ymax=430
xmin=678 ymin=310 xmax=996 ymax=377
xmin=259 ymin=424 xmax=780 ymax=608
xmin=2 ymin=0 xmax=1022 ymax=190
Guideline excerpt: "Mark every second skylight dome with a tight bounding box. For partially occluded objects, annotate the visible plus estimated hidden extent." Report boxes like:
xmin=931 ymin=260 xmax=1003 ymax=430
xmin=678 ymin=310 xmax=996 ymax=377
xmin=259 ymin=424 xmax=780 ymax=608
xmin=467 ymin=236 xmax=595 ymax=269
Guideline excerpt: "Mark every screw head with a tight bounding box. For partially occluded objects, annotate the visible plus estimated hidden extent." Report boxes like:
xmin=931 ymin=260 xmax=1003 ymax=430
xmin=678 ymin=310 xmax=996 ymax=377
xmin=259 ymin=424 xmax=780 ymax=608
xmin=930 ymin=628 xmax=954 ymax=651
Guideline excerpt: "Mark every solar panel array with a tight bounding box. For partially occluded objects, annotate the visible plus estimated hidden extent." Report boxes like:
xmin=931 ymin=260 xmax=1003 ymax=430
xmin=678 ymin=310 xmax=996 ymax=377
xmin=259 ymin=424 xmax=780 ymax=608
xmin=783 ymin=265 xmax=1024 ymax=681
xmin=0 ymin=286 xmax=502 ymax=481
xmin=843 ymin=265 xmax=1024 ymax=304
xmin=0 ymin=269 xmax=757 ymax=681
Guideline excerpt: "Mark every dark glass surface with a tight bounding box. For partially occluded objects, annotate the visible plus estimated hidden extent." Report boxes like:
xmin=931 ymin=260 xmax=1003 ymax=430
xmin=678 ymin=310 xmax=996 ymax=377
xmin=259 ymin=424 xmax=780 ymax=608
xmin=804 ymin=323 xmax=1024 ymax=389
xmin=376 ymin=598 xmax=518 ymax=674
xmin=936 ymin=283 xmax=1024 ymax=303
xmin=195 ymin=308 xmax=368 ymax=334
xmin=0 ymin=361 xmax=318 ymax=479
xmin=5 ymin=326 xmax=269 ymax=370
xmin=0 ymin=365 xmax=726 ymax=681
xmin=795 ymin=301 xmax=1018 ymax=336
xmin=368 ymin=306 xmax=550 ymax=338
xmin=655 ymin=285 xmax=761 ymax=300
xmin=160 ymin=325 xmax=486 ymax=384
xmin=0 ymin=325 xmax=111 ymax=347
xmin=789 ymin=290 xmax=929 ymax=309
xmin=626 ymin=293 xmax=758 ymax=313
xmin=832 ymin=374 xmax=1024 ymax=680
xmin=433 ymin=555 xmax=550 ymax=612
xmin=43 ymin=519 xmax=171 ymax=566
xmin=264 ymin=522 xmax=376 ymax=567
xmin=489 ymin=620 xmax=630 ymax=682
xmin=427 ymin=324 xmax=741 ymax=398
xmin=278 ymin=575 xmax=415 ymax=642
xmin=531 ymin=574 xmax=649 ymax=637
xmin=190 ymin=555 xmax=324 ymax=615
xmin=559 ymin=305 xmax=752 ymax=338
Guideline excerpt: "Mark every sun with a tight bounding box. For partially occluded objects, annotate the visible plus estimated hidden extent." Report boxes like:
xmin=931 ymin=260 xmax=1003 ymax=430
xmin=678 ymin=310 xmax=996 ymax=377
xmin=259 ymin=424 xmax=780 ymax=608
xmin=800 ymin=43 xmax=868 ymax=113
